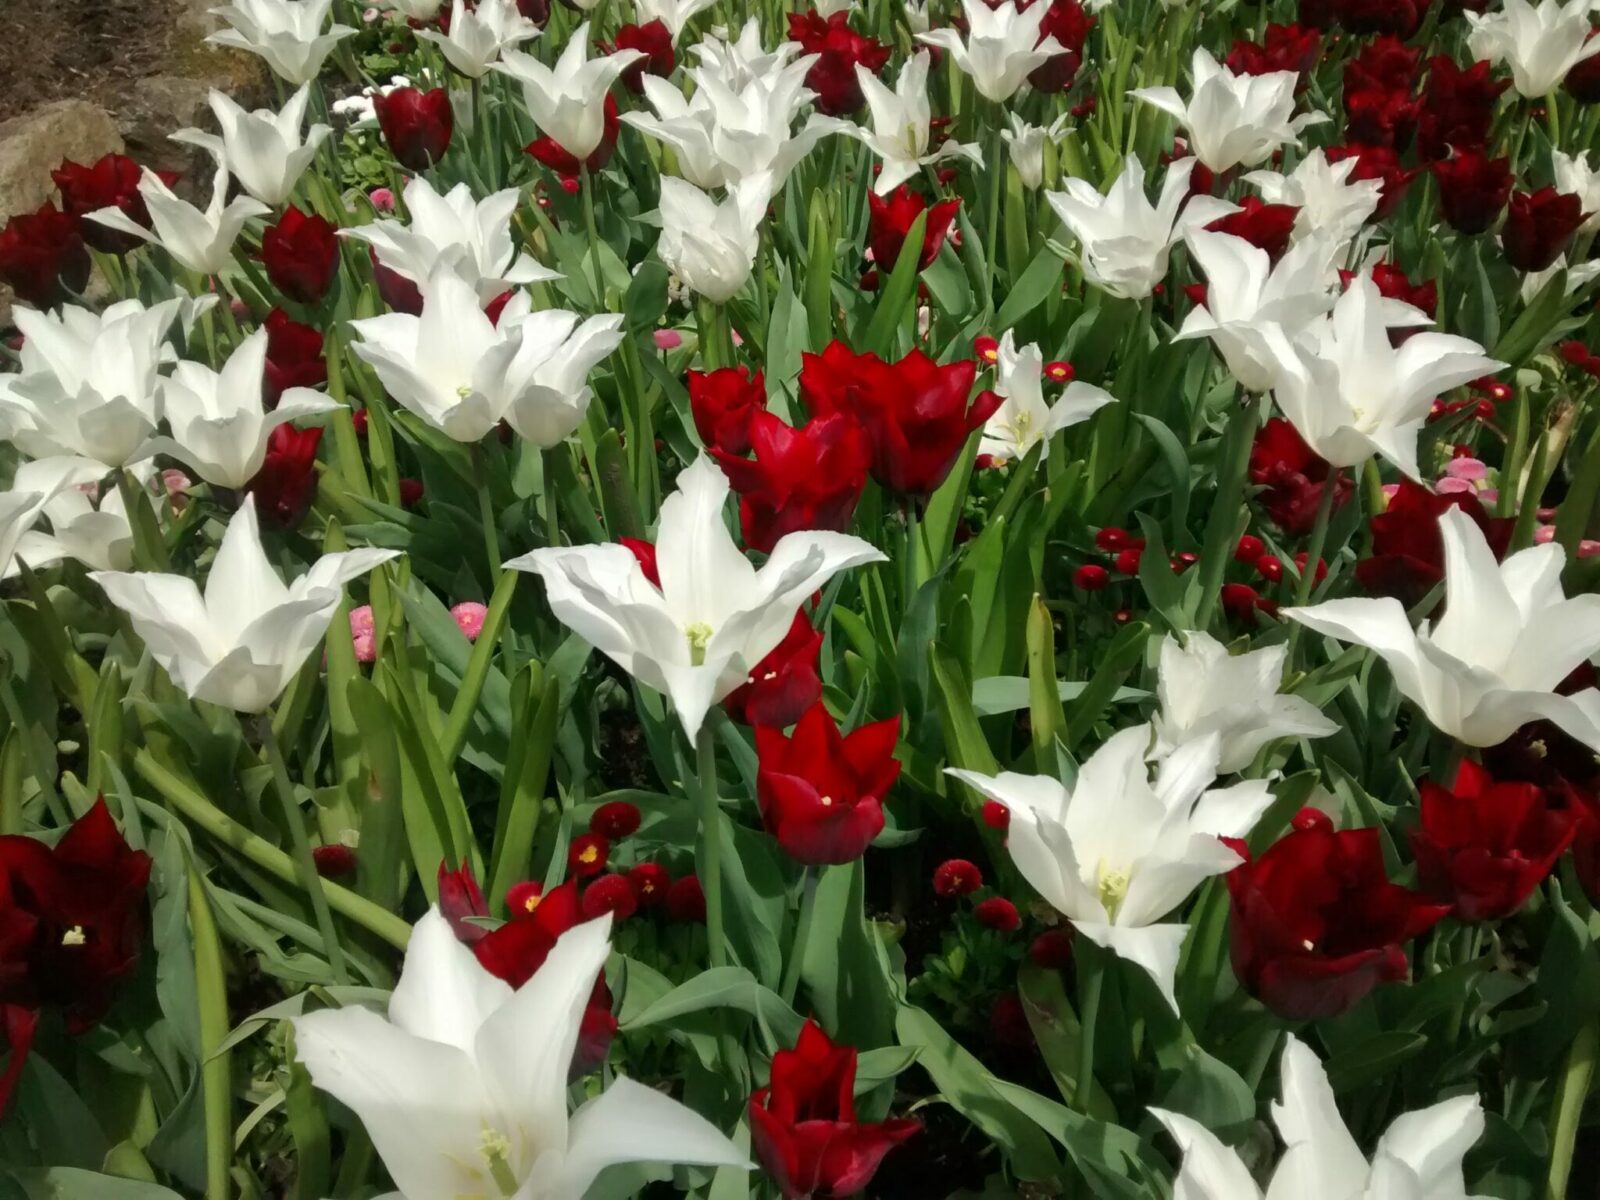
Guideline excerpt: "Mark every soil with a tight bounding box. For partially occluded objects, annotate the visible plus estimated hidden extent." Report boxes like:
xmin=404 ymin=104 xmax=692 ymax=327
xmin=0 ymin=0 xmax=181 ymax=122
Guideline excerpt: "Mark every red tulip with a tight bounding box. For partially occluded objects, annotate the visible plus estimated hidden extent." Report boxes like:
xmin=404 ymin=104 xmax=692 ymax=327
xmin=1345 ymin=35 xmax=1421 ymax=94
xmin=689 ymin=365 xmax=767 ymax=456
xmin=866 ymin=187 xmax=959 ymax=275
xmin=526 ymin=94 xmax=621 ymax=182
xmin=749 ymin=1020 xmax=920 ymax=1200
xmin=1226 ymin=809 xmax=1449 ymax=1020
xmin=247 ymin=425 xmax=324 ymax=531
xmin=1355 ymin=479 xmax=1512 ymax=608
xmin=262 ymin=308 xmax=328 ymax=408
xmin=1204 ymin=196 xmax=1299 ymax=264
xmin=712 ymin=410 xmax=870 ymax=553
xmin=801 ymin=342 xmax=1000 ymax=497
xmin=787 ymin=11 xmax=892 ymax=116
xmin=0 ymin=203 xmax=90 ymax=309
xmin=1503 ymin=187 xmax=1586 ymax=273
xmin=262 ymin=205 xmax=339 ymax=304
xmin=1332 ymin=0 xmax=1424 ymax=35
xmin=755 ymin=704 xmax=900 ymax=865
xmin=724 ymin=610 xmax=826 ymax=728
xmin=1362 ymin=261 xmax=1438 ymax=320
xmin=1248 ymin=417 xmax=1352 ymax=536
xmin=1411 ymin=762 xmax=1576 ymax=922
xmin=1432 ymin=149 xmax=1513 ymax=234
xmin=0 ymin=798 xmax=152 ymax=1035
xmin=1417 ymin=57 xmax=1507 ymax=161
xmin=51 ymin=154 xmax=177 ymax=254
xmin=1568 ymin=32 xmax=1600 ymax=104
xmin=374 ymin=86 xmax=454 ymax=171
xmin=607 ymin=19 xmax=674 ymax=93
xmin=1027 ymin=0 xmax=1093 ymax=93
xmin=1226 ymin=23 xmax=1321 ymax=77
xmin=0 ymin=1003 xmax=38 ymax=1117
xmin=437 ymin=858 xmax=490 ymax=942
xmin=370 ymin=248 xmax=424 ymax=315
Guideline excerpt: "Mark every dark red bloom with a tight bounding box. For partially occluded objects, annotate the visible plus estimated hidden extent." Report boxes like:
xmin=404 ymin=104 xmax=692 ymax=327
xmin=1567 ymin=32 xmax=1600 ymax=104
xmin=1226 ymin=809 xmax=1448 ymax=1020
xmin=1222 ymin=582 xmax=1274 ymax=625
xmin=866 ymin=187 xmax=959 ymax=275
xmin=1411 ymin=762 xmax=1576 ymax=922
xmin=1073 ymin=563 xmax=1109 ymax=591
xmin=1028 ymin=0 xmax=1094 ymax=93
xmin=1029 ymin=928 xmax=1075 ymax=969
xmin=1342 ymin=38 xmax=1420 ymax=150
xmin=666 ymin=875 xmax=707 ymax=922
xmin=374 ymin=86 xmax=454 ymax=171
xmin=526 ymin=94 xmax=621 ymax=182
xmin=0 ymin=1003 xmax=38 ymax=1117
xmin=0 ymin=798 xmax=152 ymax=1034
xmin=262 ymin=205 xmax=339 ymax=304
xmin=311 ymin=844 xmax=357 ymax=879
xmin=1416 ymin=57 xmax=1507 ymax=161
xmin=0 ymin=203 xmax=90 ymax=309
xmin=932 ymin=859 xmax=982 ymax=897
xmin=800 ymin=342 xmax=1000 ymax=497
xmin=713 ymin=411 xmax=870 ymax=553
xmin=568 ymin=832 xmax=611 ymax=879
xmin=51 ymin=154 xmax=177 ymax=254
xmin=1205 ymin=196 xmax=1299 ymax=264
xmin=608 ymin=20 xmax=674 ymax=93
xmin=689 ymin=365 xmax=767 ymax=456
xmin=974 ymin=896 xmax=1020 ymax=932
xmin=725 ymin=611 xmax=826 ymax=728
xmin=788 ymin=11 xmax=892 ymax=116
xmin=1326 ymin=144 xmax=1417 ymax=219
xmin=756 ymin=704 xmax=901 ymax=865
xmin=581 ymin=873 xmax=638 ymax=920
xmin=1503 ymin=188 xmax=1586 ymax=273
xmin=1226 ymin=23 xmax=1321 ymax=77
xmin=1345 ymin=35 xmax=1421 ymax=94
xmin=262 ymin=308 xmax=328 ymax=408
xmin=1249 ymin=417 xmax=1352 ymax=535
xmin=621 ymin=536 xmax=660 ymax=585
xmin=370 ymin=249 xmax=423 ymax=315
xmin=247 ymin=425 xmax=324 ymax=531
xmin=627 ymin=862 xmax=671 ymax=907
xmin=749 ymin=1020 xmax=921 ymax=1200
xmin=1364 ymin=261 xmax=1438 ymax=319
xmin=1432 ymin=149 xmax=1513 ymax=234
xmin=1355 ymin=479 xmax=1513 ymax=608
xmin=399 ymin=478 xmax=425 ymax=507
xmin=981 ymin=800 xmax=1010 ymax=830
xmin=590 ymin=801 xmax=641 ymax=840
xmin=1332 ymin=0 xmax=1424 ymax=35
xmin=437 ymin=860 xmax=489 ymax=942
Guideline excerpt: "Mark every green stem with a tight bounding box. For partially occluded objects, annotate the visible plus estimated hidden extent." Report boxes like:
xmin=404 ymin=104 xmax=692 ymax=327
xmin=187 ymin=867 xmax=233 ymax=1200
xmin=1545 ymin=91 xmax=1561 ymax=149
xmin=116 ymin=470 xmax=170 ymax=571
xmin=261 ymin=717 xmax=351 ymax=983
xmin=780 ymin=867 xmax=820 ymax=1006
xmin=580 ymin=164 xmax=607 ymax=310
xmin=541 ymin=446 xmax=563 ymax=549
xmin=982 ymin=103 xmax=1005 ymax=311
xmin=696 ymin=722 xmax=727 ymax=970
xmin=1547 ymin=1016 xmax=1598 ymax=1200
xmin=1286 ymin=471 xmax=1340 ymax=660
xmin=474 ymin=446 xmax=504 ymax=581
xmin=1075 ymin=948 xmax=1104 ymax=1111
xmin=440 ymin=568 xmax=519 ymax=767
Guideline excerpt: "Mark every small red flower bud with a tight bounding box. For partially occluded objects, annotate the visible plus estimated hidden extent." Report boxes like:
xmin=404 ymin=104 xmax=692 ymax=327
xmin=1113 ymin=608 xmax=1134 ymax=624
xmin=590 ymin=800 xmax=642 ymax=840
xmin=1293 ymin=552 xmax=1328 ymax=583
xmin=1113 ymin=547 xmax=1143 ymax=575
xmin=568 ymin=832 xmax=610 ymax=878
xmin=1222 ymin=582 xmax=1263 ymax=622
xmin=1256 ymin=554 xmax=1285 ymax=583
xmin=627 ymin=862 xmax=671 ymax=907
xmin=1235 ymin=534 xmax=1266 ymax=562
xmin=974 ymin=335 xmax=1000 ymax=363
xmin=980 ymin=800 xmax=1010 ymax=830
xmin=666 ymin=875 xmax=707 ymax=922
xmin=1172 ymin=551 xmax=1199 ymax=573
xmin=1028 ymin=928 xmax=1075 ymax=970
xmin=1043 ymin=360 xmax=1075 ymax=382
xmin=581 ymin=874 xmax=638 ymax=920
xmin=1094 ymin=526 xmax=1130 ymax=552
xmin=1073 ymin=564 xmax=1109 ymax=591
xmin=932 ymin=858 xmax=983 ymax=897
xmin=312 ymin=844 xmax=357 ymax=879
xmin=505 ymin=880 xmax=545 ymax=918
xmin=974 ymin=896 xmax=1021 ymax=932
xmin=398 ymin=478 xmax=424 ymax=508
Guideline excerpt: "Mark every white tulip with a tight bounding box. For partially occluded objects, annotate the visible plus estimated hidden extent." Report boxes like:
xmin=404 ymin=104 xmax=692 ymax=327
xmin=1261 ymin=274 xmax=1502 ymax=477
xmin=903 ymin=0 xmax=931 ymax=34
xmin=381 ymin=0 xmax=444 ymax=18
xmin=149 ymin=329 xmax=338 ymax=489
xmin=0 ymin=464 xmax=81 ymax=577
xmin=0 ymin=298 xmax=184 ymax=467
xmin=1151 ymin=1036 xmax=1489 ymax=1200
xmin=978 ymin=331 xmax=1115 ymax=463
xmin=1132 ymin=49 xmax=1327 ymax=173
xmin=4 ymin=458 xmax=143 ymax=577
xmin=499 ymin=310 xmax=626 ymax=447
xmin=1151 ymin=632 xmax=1338 ymax=774
xmin=1002 ymin=113 xmax=1068 ymax=191
xmin=1552 ymin=150 xmax=1600 ymax=232
xmin=172 ymin=85 xmax=331 ymax=207
xmin=207 ymin=0 xmax=355 ymax=85
xmin=295 ymin=911 xmax=749 ymax=1200
xmin=949 ymin=725 xmax=1274 ymax=1008
xmin=918 ymin=0 xmax=1067 ymax=103
xmin=419 ymin=0 xmax=541 ymax=78
xmin=92 ymin=498 xmax=397 ymax=713
xmin=506 ymin=456 xmax=883 ymax=739
xmin=339 ymin=176 xmax=559 ymax=302
xmin=498 ymin=25 xmax=645 ymax=158
xmin=1244 ymin=148 xmax=1383 ymax=248
xmin=88 ymin=166 xmax=270 ymax=276
xmin=1288 ymin=508 xmax=1600 ymax=750
xmin=1518 ymin=254 xmax=1600 ymax=303
xmin=687 ymin=19 xmax=800 ymax=90
xmin=1046 ymin=156 xmax=1236 ymax=301
xmin=855 ymin=52 xmax=982 ymax=195
xmin=633 ymin=0 xmax=718 ymax=40
xmin=655 ymin=172 xmax=772 ymax=304
xmin=1467 ymin=0 xmax=1600 ymax=98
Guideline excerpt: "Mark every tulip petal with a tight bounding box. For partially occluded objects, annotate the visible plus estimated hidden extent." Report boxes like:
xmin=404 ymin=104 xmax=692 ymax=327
xmin=1269 ymin=1035 xmax=1368 ymax=1197
xmin=557 ymin=1076 xmax=749 ymax=1196
xmin=387 ymin=908 xmax=513 ymax=1053
xmin=1148 ymin=1108 xmax=1263 ymax=1200
xmin=1073 ymin=920 xmax=1188 ymax=1011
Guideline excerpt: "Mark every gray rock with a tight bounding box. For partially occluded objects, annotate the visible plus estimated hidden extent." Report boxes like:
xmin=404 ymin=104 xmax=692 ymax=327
xmin=117 ymin=74 xmax=219 ymax=190
xmin=0 ymin=100 xmax=123 ymax=225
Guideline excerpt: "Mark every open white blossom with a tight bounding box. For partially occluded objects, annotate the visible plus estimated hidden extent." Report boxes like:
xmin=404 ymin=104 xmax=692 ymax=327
xmin=1467 ymin=0 xmax=1600 ymax=98
xmin=497 ymin=25 xmax=644 ymax=157
xmin=88 ymin=167 xmax=270 ymax=277
xmin=655 ymin=173 xmax=773 ymax=304
xmin=633 ymin=0 xmax=718 ymax=40
xmin=1244 ymin=149 xmax=1382 ymax=248
xmin=855 ymin=51 xmax=982 ymax=195
xmin=918 ymin=0 xmax=1067 ymax=102
xmin=172 ymin=85 xmax=331 ymax=207
xmin=1002 ymin=113 xmax=1069 ymax=191
xmin=419 ymin=0 xmax=541 ymax=77
xmin=3 ymin=459 xmax=145 ymax=578
xmin=207 ymin=0 xmax=355 ymax=85
xmin=1552 ymin=150 xmax=1600 ymax=232
xmin=978 ymin=332 xmax=1115 ymax=463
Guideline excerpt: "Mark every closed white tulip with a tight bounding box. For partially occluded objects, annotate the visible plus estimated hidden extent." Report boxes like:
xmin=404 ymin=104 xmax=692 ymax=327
xmin=1468 ymin=0 xmax=1600 ymax=98
xmin=1046 ymin=156 xmax=1236 ymax=301
xmin=506 ymin=456 xmax=884 ymax=739
xmin=499 ymin=310 xmax=626 ymax=447
xmin=0 ymin=464 xmax=81 ymax=577
xmin=1132 ymin=49 xmax=1327 ymax=173
xmin=498 ymin=26 xmax=645 ymax=159
xmin=88 ymin=166 xmax=270 ymax=276
xmin=855 ymin=52 xmax=982 ymax=195
xmin=949 ymin=725 xmax=1275 ymax=1009
xmin=295 ymin=910 xmax=750 ymax=1200
xmin=1287 ymin=508 xmax=1600 ymax=750
xmin=91 ymin=497 xmax=398 ymax=713
xmin=656 ymin=173 xmax=772 ymax=304
xmin=419 ymin=0 xmax=541 ymax=78
xmin=149 ymin=328 xmax=338 ymax=489
xmin=918 ymin=0 xmax=1067 ymax=103
xmin=978 ymin=331 xmax=1116 ymax=463
xmin=1002 ymin=113 xmax=1068 ymax=190
xmin=171 ymin=85 xmax=331 ymax=208
xmin=207 ymin=0 xmax=355 ymax=85
xmin=4 ymin=458 xmax=142 ymax=577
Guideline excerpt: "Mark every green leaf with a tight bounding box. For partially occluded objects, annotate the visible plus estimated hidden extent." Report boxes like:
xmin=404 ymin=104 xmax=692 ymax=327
xmin=1323 ymin=1032 xmax=1429 ymax=1094
xmin=486 ymin=670 xmax=558 ymax=913
xmin=8 ymin=1171 xmax=184 ymax=1200
xmin=862 ymin=210 xmax=926 ymax=357
xmin=1026 ymin=596 xmax=1067 ymax=772
xmin=621 ymin=966 xmax=805 ymax=1049
xmin=995 ymin=246 xmax=1065 ymax=333
xmin=1062 ymin=621 xmax=1150 ymax=751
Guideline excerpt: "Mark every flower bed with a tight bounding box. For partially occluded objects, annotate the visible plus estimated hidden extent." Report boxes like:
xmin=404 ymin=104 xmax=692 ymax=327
xmin=2 ymin=0 xmax=1600 ymax=1196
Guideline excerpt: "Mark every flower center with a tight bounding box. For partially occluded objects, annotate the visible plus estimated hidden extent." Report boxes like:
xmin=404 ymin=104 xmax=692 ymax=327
xmin=61 ymin=925 xmax=87 ymax=947
xmin=685 ymin=622 xmax=714 ymax=666
xmin=819 ymin=794 xmax=834 ymax=807
xmin=456 ymin=384 xmax=474 ymax=400
xmin=1095 ymin=862 xmax=1130 ymax=920
xmin=477 ymin=1127 xmax=520 ymax=1197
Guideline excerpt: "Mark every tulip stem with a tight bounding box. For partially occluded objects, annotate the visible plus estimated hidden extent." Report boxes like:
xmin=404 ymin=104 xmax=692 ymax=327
xmin=580 ymin=165 xmax=606 ymax=310
xmin=1286 ymin=471 xmax=1339 ymax=661
xmin=474 ymin=448 xmax=504 ymax=581
xmin=695 ymin=723 xmax=728 ymax=971
xmin=982 ymin=102 xmax=1005 ymax=311
xmin=541 ymin=447 xmax=563 ymax=549
xmin=1545 ymin=92 xmax=1561 ymax=148
xmin=781 ymin=867 xmax=820 ymax=1007
xmin=260 ymin=717 xmax=352 ymax=984
xmin=1547 ymin=1014 xmax=1598 ymax=1200
xmin=1075 ymin=947 xmax=1104 ymax=1111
